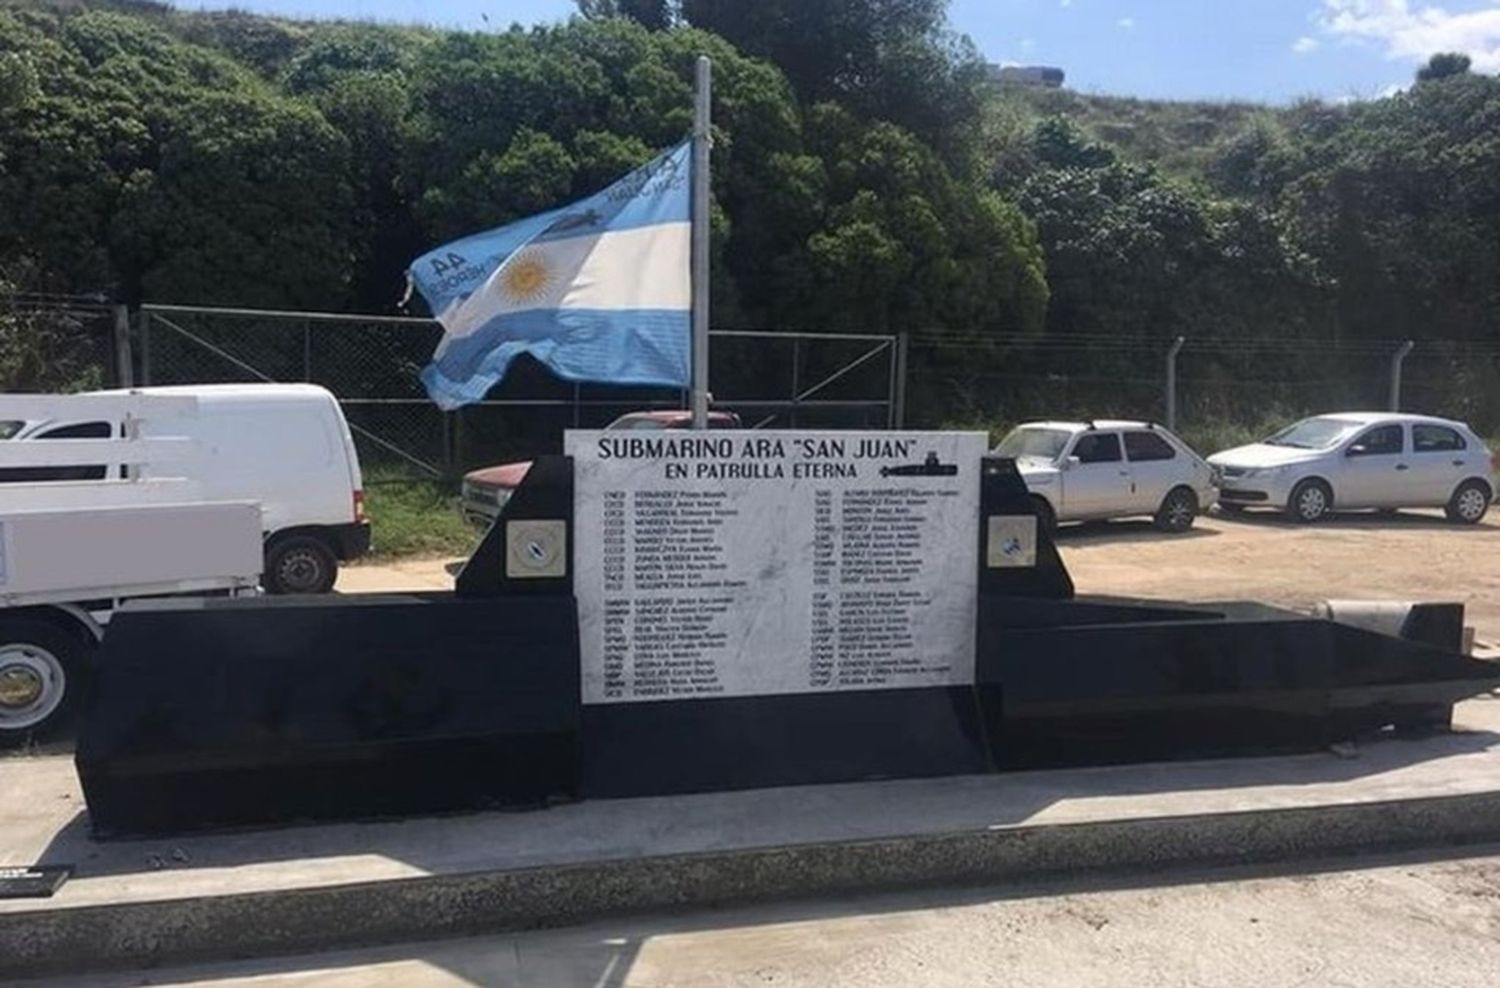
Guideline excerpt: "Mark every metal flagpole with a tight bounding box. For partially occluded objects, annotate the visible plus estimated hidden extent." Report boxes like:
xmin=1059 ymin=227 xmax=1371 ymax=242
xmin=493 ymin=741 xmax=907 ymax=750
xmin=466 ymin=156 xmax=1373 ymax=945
xmin=690 ymin=55 xmax=712 ymax=429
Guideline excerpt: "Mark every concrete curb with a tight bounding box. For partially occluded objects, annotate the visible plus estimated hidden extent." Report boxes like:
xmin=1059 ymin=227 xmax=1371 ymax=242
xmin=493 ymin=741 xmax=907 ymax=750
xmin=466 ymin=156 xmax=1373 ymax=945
xmin=6 ymin=789 xmax=1500 ymax=980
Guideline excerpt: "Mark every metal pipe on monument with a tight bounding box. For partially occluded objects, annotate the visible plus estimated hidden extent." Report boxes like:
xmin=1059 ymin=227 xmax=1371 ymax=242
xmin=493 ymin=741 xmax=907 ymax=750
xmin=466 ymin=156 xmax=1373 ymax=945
xmin=690 ymin=55 xmax=712 ymax=430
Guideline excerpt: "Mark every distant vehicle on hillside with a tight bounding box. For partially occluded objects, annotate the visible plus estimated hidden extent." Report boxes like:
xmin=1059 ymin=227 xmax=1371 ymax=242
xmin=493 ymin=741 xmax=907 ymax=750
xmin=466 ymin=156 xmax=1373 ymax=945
xmin=461 ymin=409 xmax=742 ymax=530
xmin=1209 ymin=412 xmax=1497 ymax=524
xmin=993 ymin=420 xmax=1216 ymax=533
xmin=986 ymin=63 xmax=1066 ymax=88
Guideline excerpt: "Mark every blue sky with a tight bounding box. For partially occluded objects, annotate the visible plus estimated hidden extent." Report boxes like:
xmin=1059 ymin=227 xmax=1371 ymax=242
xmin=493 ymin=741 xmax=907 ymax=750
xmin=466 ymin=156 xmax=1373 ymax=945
xmin=173 ymin=0 xmax=1500 ymax=103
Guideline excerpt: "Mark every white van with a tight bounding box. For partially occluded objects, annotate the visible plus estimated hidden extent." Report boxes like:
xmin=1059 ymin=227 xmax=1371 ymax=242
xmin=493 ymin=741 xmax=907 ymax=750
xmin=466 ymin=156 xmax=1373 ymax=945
xmin=1 ymin=384 xmax=370 ymax=593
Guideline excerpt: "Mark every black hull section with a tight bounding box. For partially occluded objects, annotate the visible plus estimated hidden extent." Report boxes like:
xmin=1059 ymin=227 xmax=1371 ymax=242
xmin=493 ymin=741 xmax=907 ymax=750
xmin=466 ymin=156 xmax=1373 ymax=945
xmin=580 ymin=687 xmax=989 ymax=799
xmin=74 ymin=455 xmax=1500 ymax=835
xmin=976 ymin=597 xmax=1495 ymax=768
xmin=76 ymin=594 xmax=581 ymax=838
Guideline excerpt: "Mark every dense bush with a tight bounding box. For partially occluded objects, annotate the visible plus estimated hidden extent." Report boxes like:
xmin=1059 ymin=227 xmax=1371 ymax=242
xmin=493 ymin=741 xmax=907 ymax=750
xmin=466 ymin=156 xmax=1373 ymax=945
xmin=2 ymin=1 xmax=1498 ymax=429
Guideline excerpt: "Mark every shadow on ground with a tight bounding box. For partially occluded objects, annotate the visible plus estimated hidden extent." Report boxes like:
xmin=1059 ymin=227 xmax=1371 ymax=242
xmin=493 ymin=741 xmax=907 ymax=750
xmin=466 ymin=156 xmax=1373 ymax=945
xmin=1052 ymin=519 xmax=1220 ymax=545
xmin=1212 ymin=507 xmax=1498 ymax=533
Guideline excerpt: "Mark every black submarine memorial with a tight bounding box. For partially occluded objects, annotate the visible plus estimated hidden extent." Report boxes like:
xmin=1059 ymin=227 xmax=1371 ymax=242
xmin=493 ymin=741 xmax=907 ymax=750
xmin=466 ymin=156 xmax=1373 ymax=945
xmin=74 ymin=431 xmax=1499 ymax=835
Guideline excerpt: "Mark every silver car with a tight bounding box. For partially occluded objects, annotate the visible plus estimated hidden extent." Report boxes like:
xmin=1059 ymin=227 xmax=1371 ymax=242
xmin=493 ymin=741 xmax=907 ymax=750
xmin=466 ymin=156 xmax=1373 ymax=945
xmin=1208 ymin=412 xmax=1497 ymax=524
xmin=994 ymin=420 xmax=1217 ymax=533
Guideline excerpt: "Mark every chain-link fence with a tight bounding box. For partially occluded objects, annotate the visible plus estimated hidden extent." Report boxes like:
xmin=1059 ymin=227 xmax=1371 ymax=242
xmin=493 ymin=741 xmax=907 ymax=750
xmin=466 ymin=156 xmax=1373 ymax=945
xmin=11 ymin=302 xmax=1482 ymax=476
xmin=0 ymin=294 xmax=125 ymax=394
xmin=137 ymin=305 xmax=902 ymax=480
xmin=905 ymin=331 xmax=1500 ymax=452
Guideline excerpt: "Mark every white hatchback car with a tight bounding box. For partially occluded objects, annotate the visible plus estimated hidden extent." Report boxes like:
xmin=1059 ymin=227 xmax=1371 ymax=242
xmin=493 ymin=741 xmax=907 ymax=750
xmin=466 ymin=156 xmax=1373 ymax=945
xmin=1208 ymin=412 xmax=1497 ymax=524
xmin=993 ymin=420 xmax=1218 ymax=532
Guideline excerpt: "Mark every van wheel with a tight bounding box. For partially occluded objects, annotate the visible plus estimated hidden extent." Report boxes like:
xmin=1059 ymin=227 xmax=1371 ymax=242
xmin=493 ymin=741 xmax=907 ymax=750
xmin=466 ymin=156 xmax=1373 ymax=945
xmin=1445 ymin=479 xmax=1491 ymax=525
xmin=0 ymin=618 xmax=88 ymax=748
xmin=264 ymin=535 xmax=339 ymax=595
xmin=1154 ymin=487 xmax=1199 ymax=533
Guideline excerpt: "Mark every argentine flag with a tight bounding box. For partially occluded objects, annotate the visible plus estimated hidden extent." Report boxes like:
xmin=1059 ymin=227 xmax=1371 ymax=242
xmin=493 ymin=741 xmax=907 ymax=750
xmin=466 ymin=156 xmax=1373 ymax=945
xmin=408 ymin=142 xmax=691 ymax=410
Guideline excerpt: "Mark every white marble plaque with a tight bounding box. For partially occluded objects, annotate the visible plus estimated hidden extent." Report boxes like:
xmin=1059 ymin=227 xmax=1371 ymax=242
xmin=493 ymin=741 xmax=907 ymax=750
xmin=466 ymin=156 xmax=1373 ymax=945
xmin=986 ymin=515 xmax=1038 ymax=568
xmin=567 ymin=430 xmax=986 ymax=704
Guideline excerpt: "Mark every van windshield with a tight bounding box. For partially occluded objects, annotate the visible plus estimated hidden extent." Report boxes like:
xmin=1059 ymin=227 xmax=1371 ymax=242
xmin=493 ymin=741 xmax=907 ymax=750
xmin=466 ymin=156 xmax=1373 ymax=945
xmin=1265 ymin=417 xmax=1361 ymax=450
xmin=994 ymin=427 xmax=1071 ymax=462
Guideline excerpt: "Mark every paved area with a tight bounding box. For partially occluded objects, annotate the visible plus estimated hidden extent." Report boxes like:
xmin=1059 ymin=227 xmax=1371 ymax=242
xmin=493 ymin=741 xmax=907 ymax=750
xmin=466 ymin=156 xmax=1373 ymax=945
xmin=3 ymin=697 xmax=1496 ymax=918
xmin=340 ymin=508 xmax=1500 ymax=642
xmin=30 ymin=848 xmax=1500 ymax=987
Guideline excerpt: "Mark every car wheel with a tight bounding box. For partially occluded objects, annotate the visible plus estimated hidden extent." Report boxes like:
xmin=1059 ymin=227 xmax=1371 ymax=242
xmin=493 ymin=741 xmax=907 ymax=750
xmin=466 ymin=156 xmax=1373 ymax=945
xmin=0 ymin=618 xmax=89 ymax=748
xmin=1029 ymin=495 xmax=1057 ymax=535
xmin=1154 ymin=487 xmax=1199 ymax=533
xmin=1445 ymin=479 xmax=1491 ymax=525
xmin=1287 ymin=479 xmax=1332 ymax=524
xmin=264 ymin=535 xmax=339 ymax=594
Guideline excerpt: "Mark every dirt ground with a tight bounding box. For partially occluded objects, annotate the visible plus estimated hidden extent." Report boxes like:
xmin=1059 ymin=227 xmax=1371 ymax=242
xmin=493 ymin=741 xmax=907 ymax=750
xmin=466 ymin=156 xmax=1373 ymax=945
xmin=340 ymin=507 xmax=1500 ymax=644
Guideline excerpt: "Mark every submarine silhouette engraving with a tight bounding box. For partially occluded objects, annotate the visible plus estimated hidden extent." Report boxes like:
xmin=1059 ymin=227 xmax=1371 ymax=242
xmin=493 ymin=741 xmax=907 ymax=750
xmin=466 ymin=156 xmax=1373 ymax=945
xmin=880 ymin=451 xmax=959 ymax=478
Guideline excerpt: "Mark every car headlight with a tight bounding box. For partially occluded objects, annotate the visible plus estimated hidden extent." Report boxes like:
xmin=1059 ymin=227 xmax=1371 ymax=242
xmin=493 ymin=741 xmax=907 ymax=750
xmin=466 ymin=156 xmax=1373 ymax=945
xmin=1243 ymin=465 xmax=1291 ymax=479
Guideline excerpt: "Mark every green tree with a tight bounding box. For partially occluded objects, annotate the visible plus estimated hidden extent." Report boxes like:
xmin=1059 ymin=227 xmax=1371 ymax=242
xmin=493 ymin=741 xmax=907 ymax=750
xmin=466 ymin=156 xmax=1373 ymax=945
xmin=1276 ymin=71 xmax=1500 ymax=344
xmin=575 ymin=0 xmax=677 ymax=30
xmin=0 ymin=265 xmax=105 ymax=393
xmin=1417 ymin=52 xmax=1471 ymax=83
xmin=794 ymin=103 xmax=1047 ymax=336
xmin=0 ymin=8 xmax=358 ymax=305
xmin=680 ymin=0 xmax=985 ymax=164
xmin=110 ymin=90 xmax=356 ymax=307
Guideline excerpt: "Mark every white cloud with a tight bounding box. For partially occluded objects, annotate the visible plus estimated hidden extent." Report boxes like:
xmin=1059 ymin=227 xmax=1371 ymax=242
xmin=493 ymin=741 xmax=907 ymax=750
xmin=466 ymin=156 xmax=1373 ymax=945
xmin=1293 ymin=35 xmax=1323 ymax=53
xmin=1317 ymin=0 xmax=1500 ymax=73
xmin=1118 ymin=16 xmax=1135 ymax=29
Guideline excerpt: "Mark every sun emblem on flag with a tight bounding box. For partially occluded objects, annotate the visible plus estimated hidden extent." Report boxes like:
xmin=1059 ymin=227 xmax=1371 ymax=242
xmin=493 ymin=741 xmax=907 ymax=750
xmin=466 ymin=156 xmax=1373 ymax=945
xmin=498 ymin=250 xmax=553 ymax=304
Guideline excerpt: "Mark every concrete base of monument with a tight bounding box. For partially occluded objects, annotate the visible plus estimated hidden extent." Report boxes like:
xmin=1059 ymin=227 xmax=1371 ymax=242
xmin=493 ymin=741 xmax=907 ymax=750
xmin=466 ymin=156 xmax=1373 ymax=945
xmin=4 ymin=693 xmax=1500 ymax=980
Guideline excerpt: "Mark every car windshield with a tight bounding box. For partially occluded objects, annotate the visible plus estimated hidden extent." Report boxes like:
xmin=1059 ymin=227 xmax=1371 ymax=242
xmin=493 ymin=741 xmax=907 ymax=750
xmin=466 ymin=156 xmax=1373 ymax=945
xmin=0 ymin=421 xmax=24 ymax=440
xmin=1265 ymin=417 xmax=1361 ymax=450
xmin=607 ymin=414 xmax=672 ymax=431
xmin=994 ymin=427 xmax=1072 ymax=461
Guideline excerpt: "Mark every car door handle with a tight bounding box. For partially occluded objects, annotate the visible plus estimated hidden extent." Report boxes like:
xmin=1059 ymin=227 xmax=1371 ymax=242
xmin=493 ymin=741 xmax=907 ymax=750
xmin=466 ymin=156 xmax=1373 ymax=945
xmin=1395 ymin=464 xmax=1409 ymax=471
xmin=1454 ymin=459 xmax=1466 ymax=467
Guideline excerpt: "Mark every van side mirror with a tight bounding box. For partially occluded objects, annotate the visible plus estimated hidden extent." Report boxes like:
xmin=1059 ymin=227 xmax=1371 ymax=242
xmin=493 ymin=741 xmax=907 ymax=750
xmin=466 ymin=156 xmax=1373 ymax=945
xmin=1347 ymin=444 xmax=1367 ymax=457
xmin=1062 ymin=455 xmax=1081 ymax=470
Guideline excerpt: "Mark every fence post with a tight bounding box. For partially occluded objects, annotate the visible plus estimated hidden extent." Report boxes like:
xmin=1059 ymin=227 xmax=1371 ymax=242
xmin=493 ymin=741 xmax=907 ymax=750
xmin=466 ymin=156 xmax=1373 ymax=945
xmin=451 ymin=409 xmax=464 ymax=478
xmin=791 ymin=337 xmax=801 ymax=429
xmin=112 ymin=305 xmax=134 ymax=388
xmin=1165 ymin=336 xmax=1186 ymax=431
xmin=893 ymin=331 xmax=909 ymax=429
xmin=441 ymin=411 xmax=454 ymax=477
xmin=138 ymin=309 xmax=152 ymax=385
xmin=1389 ymin=340 xmax=1414 ymax=411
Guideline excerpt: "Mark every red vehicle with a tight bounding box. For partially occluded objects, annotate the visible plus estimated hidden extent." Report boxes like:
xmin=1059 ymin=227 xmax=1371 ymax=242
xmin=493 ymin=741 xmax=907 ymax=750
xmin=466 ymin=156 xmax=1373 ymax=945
xmin=460 ymin=409 xmax=742 ymax=529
